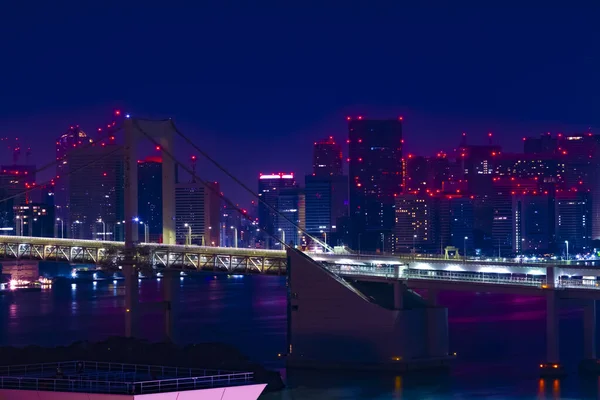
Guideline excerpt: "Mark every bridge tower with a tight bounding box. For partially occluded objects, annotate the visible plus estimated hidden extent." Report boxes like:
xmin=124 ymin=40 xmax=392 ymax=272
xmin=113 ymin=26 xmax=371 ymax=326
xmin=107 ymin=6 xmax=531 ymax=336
xmin=123 ymin=118 xmax=177 ymax=338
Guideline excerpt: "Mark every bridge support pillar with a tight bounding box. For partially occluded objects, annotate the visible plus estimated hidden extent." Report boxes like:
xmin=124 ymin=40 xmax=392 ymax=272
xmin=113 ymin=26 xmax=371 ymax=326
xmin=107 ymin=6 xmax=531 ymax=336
xmin=124 ymin=264 xmax=139 ymax=338
xmin=427 ymin=288 xmax=439 ymax=307
xmin=393 ymin=281 xmax=403 ymax=310
xmin=163 ymin=269 xmax=179 ymax=343
xmin=584 ymin=299 xmax=596 ymax=360
xmin=546 ymin=291 xmax=560 ymax=364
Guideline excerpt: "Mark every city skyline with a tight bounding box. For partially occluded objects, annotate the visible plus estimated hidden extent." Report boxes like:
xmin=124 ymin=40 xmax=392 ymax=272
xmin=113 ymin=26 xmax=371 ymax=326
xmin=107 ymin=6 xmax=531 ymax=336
xmin=2 ymin=5 xmax=599 ymax=207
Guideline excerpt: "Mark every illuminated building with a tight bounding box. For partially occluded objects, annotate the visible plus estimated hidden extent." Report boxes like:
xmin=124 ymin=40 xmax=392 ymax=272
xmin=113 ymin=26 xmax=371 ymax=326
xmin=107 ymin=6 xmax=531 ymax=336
xmin=348 ymin=118 xmax=403 ymax=252
xmin=405 ymin=155 xmax=428 ymax=192
xmin=175 ymin=181 xmax=220 ymax=246
xmin=555 ymin=190 xmax=592 ymax=252
xmin=258 ymin=173 xmax=297 ymax=247
xmin=313 ymin=137 xmax=342 ymax=177
xmin=275 ymin=187 xmax=305 ymax=248
xmin=55 ymin=126 xmax=93 ymax=230
xmin=304 ymin=174 xmax=347 ymax=243
xmin=512 ymin=193 xmax=552 ymax=253
xmin=67 ymin=143 xmax=124 ymax=240
xmin=491 ymin=177 xmax=539 ymax=254
xmin=449 ymin=196 xmax=474 ymax=252
xmin=13 ymin=203 xmax=54 ymax=237
xmin=394 ymin=194 xmax=430 ymax=253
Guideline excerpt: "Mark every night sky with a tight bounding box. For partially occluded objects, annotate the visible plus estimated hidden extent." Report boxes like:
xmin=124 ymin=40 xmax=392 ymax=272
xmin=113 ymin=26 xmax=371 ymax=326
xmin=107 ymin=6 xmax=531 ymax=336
xmin=1 ymin=4 xmax=599 ymax=205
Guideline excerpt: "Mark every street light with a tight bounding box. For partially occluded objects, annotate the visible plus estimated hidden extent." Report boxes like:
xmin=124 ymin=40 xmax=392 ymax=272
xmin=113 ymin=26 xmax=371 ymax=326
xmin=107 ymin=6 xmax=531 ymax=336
xmin=140 ymin=221 xmax=149 ymax=243
xmin=184 ymin=223 xmax=192 ymax=246
xmin=97 ymin=218 xmax=106 ymax=241
xmin=565 ymin=240 xmax=569 ymax=261
xmin=278 ymin=228 xmax=286 ymax=247
xmin=413 ymin=234 xmax=417 ymax=255
xmin=463 ymin=236 xmax=468 ymax=259
xmin=56 ymin=218 xmax=64 ymax=239
xmin=320 ymin=230 xmax=327 ymax=252
xmin=15 ymin=216 xmax=23 ymax=237
xmin=230 ymin=226 xmax=238 ymax=248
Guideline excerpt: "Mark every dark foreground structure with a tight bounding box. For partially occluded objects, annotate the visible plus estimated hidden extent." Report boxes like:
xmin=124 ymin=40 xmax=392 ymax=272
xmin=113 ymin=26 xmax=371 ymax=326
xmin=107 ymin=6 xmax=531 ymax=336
xmin=0 ymin=360 xmax=265 ymax=399
xmin=286 ymin=249 xmax=452 ymax=370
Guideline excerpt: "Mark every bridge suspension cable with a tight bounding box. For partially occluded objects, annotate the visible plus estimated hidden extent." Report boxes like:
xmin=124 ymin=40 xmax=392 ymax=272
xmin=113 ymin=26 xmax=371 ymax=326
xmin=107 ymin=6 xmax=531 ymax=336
xmin=167 ymin=120 xmax=332 ymax=252
xmin=132 ymin=120 xmax=295 ymax=250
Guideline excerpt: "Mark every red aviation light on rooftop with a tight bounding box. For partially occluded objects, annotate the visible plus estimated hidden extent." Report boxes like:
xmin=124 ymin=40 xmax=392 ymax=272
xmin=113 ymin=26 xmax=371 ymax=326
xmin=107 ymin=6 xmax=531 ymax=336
xmin=155 ymin=146 xmax=161 ymax=151
xmin=191 ymin=155 xmax=197 ymax=160
xmin=346 ymin=116 xmax=351 ymax=121
xmin=398 ymin=116 xmax=403 ymax=121
xmin=98 ymin=128 xmax=102 ymax=132
xmin=103 ymin=172 xmax=107 ymax=177
xmin=357 ymin=116 xmax=363 ymax=120
xmin=115 ymin=110 xmax=121 ymax=116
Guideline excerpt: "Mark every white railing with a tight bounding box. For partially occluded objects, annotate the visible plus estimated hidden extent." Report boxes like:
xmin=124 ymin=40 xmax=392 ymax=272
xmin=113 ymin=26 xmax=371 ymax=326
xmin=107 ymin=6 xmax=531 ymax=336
xmin=0 ymin=361 xmax=254 ymax=394
xmin=403 ymin=269 xmax=546 ymax=287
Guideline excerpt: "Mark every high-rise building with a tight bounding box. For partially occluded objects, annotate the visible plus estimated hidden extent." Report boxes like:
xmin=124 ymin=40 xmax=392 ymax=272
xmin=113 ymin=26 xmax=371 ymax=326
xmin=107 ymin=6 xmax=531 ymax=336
xmin=0 ymin=165 xmax=36 ymax=231
xmin=304 ymin=174 xmax=348 ymax=242
xmin=404 ymin=155 xmax=428 ymax=192
xmin=524 ymin=133 xmax=557 ymax=155
xmin=512 ymin=193 xmax=552 ymax=253
xmin=313 ymin=137 xmax=342 ymax=177
xmin=258 ymin=173 xmax=297 ymax=246
xmin=275 ymin=188 xmax=305 ymax=248
xmin=491 ymin=177 xmax=539 ymax=254
xmin=348 ymin=118 xmax=403 ymax=252
xmin=393 ymin=194 xmax=430 ymax=254
xmin=175 ymin=181 xmax=220 ymax=246
xmin=556 ymin=190 xmax=592 ymax=252
xmin=448 ymin=196 xmax=474 ymax=252
xmin=67 ymin=143 xmax=123 ymax=239
xmin=138 ymin=157 xmax=163 ymax=242
xmin=55 ymin=126 xmax=93 ymax=227
xmin=13 ymin=203 xmax=54 ymax=237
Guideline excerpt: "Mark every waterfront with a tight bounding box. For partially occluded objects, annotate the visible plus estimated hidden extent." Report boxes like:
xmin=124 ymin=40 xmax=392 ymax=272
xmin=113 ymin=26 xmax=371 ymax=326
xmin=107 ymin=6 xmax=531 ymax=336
xmin=1 ymin=273 xmax=600 ymax=399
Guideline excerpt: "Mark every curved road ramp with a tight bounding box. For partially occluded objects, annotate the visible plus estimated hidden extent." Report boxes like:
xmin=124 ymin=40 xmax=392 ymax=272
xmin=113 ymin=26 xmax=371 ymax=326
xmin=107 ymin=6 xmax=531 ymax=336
xmin=0 ymin=361 xmax=266 ymax=399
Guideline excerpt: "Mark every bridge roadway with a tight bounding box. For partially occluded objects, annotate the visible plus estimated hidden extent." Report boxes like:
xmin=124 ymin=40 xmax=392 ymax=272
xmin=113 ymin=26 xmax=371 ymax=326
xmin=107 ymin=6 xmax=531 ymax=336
xmin=2 ymin=235 xmax=600 ymax=295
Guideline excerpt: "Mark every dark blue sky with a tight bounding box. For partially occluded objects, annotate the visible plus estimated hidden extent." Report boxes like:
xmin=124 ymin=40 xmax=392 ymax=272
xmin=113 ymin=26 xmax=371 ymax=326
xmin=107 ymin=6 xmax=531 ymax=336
xmin=1 ymin=4 xmax=599 ymax=204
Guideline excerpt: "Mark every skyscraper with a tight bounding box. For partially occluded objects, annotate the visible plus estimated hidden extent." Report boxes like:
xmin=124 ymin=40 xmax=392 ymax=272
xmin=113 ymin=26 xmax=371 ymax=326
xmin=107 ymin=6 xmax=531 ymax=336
xmin=175 ymin=181 xmax=220 ymax=246
xmin=348 ymin=117 xmax=403 ymax=252
xmin=67 ymin=143 xmax=123 ymax=239
xmin=313 ymin=137 xmax=342 ymax=177
xmin=512 ymin=193 xmax=552 ymax=253
xmin=138 ymin=157 xmax=163 ymax=242
xmin=304 ymin=174 xmax=348 ymax=242
xmin=55 ymin=126 xmax=93 ymax=228
xmin=275 ymin=187 xmax=305 ymax=248
xmin=258 ymin=173 xmax=297 ymax=246
xmin=556 ymin=190 xmax=592 ymax=252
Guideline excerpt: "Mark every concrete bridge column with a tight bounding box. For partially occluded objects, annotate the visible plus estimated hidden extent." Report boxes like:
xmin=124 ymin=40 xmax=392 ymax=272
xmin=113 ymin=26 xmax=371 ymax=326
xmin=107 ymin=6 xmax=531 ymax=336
xmin=546 ymin=291 xmax=560 ymax=364
xmin=427 ymin=288 xmax=439 ymax=307
xmin=163 ymin=269 xmax=179 ymax=343
xmin=393 ymin=281 xmax=403 ymax=310
xmin=124 ymin=264 xmax=139 ymax=338
xmin=584 ymin=299 xmax=596 ymax=360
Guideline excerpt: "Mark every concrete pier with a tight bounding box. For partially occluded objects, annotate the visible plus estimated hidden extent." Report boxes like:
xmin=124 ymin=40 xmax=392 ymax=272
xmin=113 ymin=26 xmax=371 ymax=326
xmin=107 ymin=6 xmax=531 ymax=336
xmin=546 ymin=291 xmax=560 ymax=364
xmin=393 ymin=281 xmax=403 ymax=309
xmin=163 ymin=269 xmax=179 ymax=342
xmin=583 ymin=299 xmax=596 ymax=360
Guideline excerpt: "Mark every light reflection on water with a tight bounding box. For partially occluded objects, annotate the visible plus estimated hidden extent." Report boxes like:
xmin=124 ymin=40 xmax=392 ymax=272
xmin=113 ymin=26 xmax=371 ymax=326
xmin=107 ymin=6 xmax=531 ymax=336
xmin=0 ymin=274 xmax=599 ymax=399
